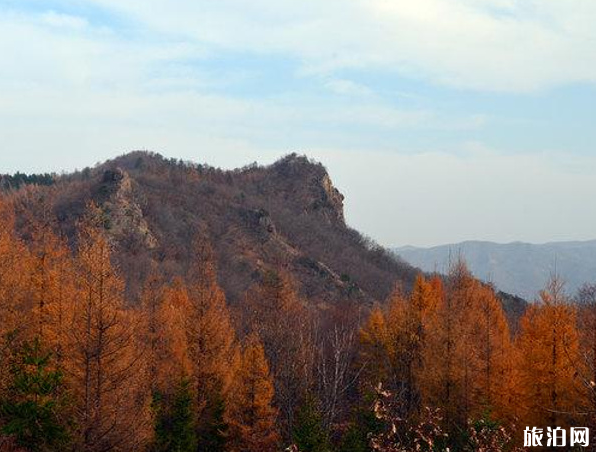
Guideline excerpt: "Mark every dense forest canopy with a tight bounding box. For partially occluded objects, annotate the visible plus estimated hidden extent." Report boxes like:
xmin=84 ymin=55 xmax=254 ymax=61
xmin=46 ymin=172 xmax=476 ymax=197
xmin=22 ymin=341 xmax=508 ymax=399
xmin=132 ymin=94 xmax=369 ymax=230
xmin=0 ymin=172 xmax=55 ymax=190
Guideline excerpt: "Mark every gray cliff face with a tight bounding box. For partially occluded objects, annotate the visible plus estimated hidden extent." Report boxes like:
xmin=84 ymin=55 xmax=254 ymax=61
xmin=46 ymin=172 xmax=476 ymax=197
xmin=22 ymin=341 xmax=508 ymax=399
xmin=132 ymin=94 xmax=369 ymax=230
xmin=395 ymin=240 xmax=596 ymax=300
xmin=98 ymin=168 xmax=158 ymax=250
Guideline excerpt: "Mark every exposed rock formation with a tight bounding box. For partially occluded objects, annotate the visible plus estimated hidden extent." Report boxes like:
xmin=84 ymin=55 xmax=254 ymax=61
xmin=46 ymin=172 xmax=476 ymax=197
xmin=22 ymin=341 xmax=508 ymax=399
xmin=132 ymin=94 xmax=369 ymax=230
xmin=97 ymin=168 xmax=157 ymax=250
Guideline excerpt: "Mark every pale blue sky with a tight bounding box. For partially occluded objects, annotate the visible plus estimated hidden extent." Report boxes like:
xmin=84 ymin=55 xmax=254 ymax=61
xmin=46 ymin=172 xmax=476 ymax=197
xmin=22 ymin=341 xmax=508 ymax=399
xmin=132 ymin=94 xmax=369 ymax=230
xmin=1 ymin=0 xmax=596 ymax=247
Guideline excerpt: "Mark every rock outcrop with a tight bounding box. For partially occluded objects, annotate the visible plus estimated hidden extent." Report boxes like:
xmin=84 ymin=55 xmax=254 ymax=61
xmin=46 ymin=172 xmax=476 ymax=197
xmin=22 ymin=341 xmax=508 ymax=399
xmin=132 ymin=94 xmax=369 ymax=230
xmin=97 ymin=168 xmax=157 ymax=249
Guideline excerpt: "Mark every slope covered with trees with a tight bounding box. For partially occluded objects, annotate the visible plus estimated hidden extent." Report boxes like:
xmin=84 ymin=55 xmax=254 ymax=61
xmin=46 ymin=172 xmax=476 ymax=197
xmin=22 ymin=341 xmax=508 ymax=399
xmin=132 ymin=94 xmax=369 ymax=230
xmin=3 ymin=152 xmax=578 ymax=452
xmin=0 ymin=203 xmax=589 ymax=451
xmin=5 ymin=151 xmax=419 ymax=307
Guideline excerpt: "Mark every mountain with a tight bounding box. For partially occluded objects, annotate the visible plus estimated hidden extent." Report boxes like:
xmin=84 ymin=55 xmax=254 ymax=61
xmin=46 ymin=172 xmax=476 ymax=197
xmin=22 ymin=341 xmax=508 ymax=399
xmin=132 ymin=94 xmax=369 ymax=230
xmin=4 ymin=151 xmax=419 ymax=306
xmin=394 ymin=240 xmax=596 ymax=300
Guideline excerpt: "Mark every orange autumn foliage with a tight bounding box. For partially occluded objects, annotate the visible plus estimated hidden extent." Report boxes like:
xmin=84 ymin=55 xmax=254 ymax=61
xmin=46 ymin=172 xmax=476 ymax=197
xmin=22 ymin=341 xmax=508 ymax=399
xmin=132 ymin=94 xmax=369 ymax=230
xmin=64 ymin=213 xmax=151 ymax=452
xmin=516 ymin=276 xmax=585 ymax=428
xmin=183 ymin=238 xmax=238 ymax=431
xmin=359 ymin=262 xmax=517 ymax=434
xmin=226 ymin=333 xmax=279 ymax=452
xmin=0 ymin=201 xmax=31 ymax=339
xmin=421 ymin=262 xmax=517 ymax=429
xmin=25 ymin=219 xmax=76 ymax=364
xmin=1 ymin=186 xmax=592 ymax=452
xmin=358 ymin=305 xmax=392 ymax=393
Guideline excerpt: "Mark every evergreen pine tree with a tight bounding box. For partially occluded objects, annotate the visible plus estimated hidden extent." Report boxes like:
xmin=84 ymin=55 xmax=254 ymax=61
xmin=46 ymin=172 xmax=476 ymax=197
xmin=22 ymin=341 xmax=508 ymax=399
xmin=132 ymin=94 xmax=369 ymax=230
xmin=292 ymin=395 xmax=331 ymax=452
xmin=339 ymin=402 xmax=382 ymax=452
xmin=0 ymin=338 xmax=70 ymax=451
xmin=152 ymin=379 xmax=197 ymax=452
xmin=196 ymin=390 xmax=228 ymax=452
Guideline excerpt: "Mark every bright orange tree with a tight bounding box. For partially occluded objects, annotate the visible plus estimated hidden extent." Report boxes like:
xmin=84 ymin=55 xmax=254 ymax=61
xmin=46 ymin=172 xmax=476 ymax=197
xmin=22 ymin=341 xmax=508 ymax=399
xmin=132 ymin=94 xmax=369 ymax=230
xmin=419 ymin=261 xmax=516 ymax=432
xmin=226 ymin=333 xmax=279 ymax=452
xmin=25 ymin=218 xmax=76 ymax=363
xmin=184 ymin=237 xmax=238 ymax=450
xmin=65 ymin=210 xmax=151 ymax=452
xmin=358 ymin=305 xmax=392 ymax=394
xmin=516 ymin=276 xmax=585 ymax=428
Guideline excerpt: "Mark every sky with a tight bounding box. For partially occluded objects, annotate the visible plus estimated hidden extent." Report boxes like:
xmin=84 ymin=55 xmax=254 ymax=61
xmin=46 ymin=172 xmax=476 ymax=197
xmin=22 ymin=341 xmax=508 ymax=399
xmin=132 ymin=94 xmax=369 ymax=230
xmin=1 ymin=0 xmax=596 ymax=247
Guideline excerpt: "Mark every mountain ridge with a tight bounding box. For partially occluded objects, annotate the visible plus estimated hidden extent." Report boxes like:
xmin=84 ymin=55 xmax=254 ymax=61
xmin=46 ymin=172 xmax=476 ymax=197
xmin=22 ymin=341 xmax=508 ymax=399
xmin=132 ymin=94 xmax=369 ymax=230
xmin=395 ymin=239 xmax=596 ymax=299
xmin=4 ymin=151 xmax=418 ymax=306
xmin=398 ymin=238 xmax=596 ymax=249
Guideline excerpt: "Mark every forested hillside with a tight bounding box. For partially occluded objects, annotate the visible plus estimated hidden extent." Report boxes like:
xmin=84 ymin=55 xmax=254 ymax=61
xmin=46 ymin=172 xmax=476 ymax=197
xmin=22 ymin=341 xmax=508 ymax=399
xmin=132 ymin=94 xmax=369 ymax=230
xmin=2 ymin=152 xmax=592 ymax=452
xmin=5 ymin=151 xmax=418 ymax=306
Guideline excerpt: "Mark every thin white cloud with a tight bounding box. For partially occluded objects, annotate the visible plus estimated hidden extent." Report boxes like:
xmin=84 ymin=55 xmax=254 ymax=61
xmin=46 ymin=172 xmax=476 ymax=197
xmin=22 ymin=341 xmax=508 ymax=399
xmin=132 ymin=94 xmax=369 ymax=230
xmin=0 ymin=7 xmax=485 ymax=166
xmin=83 ymin=0 xmax=596 ymax=92
xmin=40 ymin=11 xmax=89 ymax=30
xmin=2 ymin=0 xmax=595 ymax=248
xmin=325 ymin=79 xmax=374 ymax=97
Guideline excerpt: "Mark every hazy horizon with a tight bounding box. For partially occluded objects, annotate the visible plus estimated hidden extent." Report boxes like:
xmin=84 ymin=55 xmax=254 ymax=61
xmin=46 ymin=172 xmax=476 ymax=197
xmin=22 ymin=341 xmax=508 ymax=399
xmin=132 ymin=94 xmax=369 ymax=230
xmin=394 ymin=237 xmax=596 ymax=249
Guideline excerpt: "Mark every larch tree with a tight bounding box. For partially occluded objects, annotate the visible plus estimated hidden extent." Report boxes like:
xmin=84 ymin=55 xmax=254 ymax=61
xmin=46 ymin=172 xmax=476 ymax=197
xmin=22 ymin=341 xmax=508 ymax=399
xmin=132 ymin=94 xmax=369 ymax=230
xmin=140 ymin=271 xmax=167 ymax=398
xmin=243 ymin=270 xmax=311 ymax=440
xmin=360 ymin=275 xmax=443 ymax=432
xmin=576 ymin=283 xmax=596 ymax=432
xmin=419 ymin=261 xmax=476 ymax=433
xmin=24 ymin=216 xmax=76 ymax=365
xmin=471 ymin=281 xmax=517 ymax=422
xmin=448 ymin=262 xmax=483 ymax=422
xmin=516 ymin=276 xmax=585 ymax=428
xmin=0 ymin=200 xmax=32 ymax=399
xmin=357 ymin=305 xmax=392 ymax=395
xmin=420 ymin=261 xmax=517 ymax=433
xmin=142 ymin=275 xmax=203 ymax=452
xmin=411 ymin=274 xmax=443 ymax=389
xmin=141 ymin=273 xmax=192 ymax=398
xmin=226 ymin=333 xmax=279 ymax=452
xmin=0 ymin=201 xmax=31 ymax=333
xmin=385 ymin=276 xmax=441 ymax=418
xmin=184 ymin=237 xmax=238 ymax=451
xmin=65 ymin=210 xmax=151 ymax=452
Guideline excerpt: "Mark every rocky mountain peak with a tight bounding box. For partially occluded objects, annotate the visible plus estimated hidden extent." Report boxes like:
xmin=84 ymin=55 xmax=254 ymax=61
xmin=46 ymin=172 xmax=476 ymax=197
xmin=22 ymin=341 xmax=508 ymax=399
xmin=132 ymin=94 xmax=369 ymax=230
xmin=270 ymin=153 xmax=345 ymax=225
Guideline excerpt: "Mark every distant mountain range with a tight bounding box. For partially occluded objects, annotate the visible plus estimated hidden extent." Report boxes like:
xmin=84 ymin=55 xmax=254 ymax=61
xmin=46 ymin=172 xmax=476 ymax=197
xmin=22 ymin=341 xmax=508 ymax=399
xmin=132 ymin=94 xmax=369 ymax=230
xmin=394 ymin=240 xmax=596 ymax=300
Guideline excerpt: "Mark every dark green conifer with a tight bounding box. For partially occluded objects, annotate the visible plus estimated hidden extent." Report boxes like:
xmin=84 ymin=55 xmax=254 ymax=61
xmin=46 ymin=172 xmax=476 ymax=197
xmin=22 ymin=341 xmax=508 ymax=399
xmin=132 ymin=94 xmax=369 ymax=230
xmin=292 ymin=395 xmax=331 ymax=452
xmin=0 ymin=338 xmax=69 ymax=451
xmin=152 ymin=379 xmax=197 ymax=452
